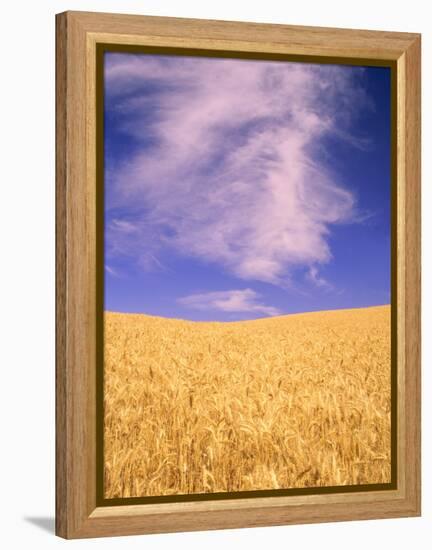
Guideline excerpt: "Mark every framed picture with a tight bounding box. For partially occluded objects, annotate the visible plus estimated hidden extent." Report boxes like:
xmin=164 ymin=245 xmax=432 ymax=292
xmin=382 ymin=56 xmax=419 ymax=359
xmin=56 ymin=11 xmax=421 ymax=539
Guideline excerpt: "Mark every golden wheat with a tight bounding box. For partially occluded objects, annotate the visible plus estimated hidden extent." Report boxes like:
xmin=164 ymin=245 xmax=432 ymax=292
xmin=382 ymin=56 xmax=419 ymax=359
xmin=104 ymin=305 xmax=391 ymax=498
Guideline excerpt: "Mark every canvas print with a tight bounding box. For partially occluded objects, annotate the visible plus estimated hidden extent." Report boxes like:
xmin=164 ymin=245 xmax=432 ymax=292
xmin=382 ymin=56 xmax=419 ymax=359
xmin=102 ymin=51 xmax=392 ymax=500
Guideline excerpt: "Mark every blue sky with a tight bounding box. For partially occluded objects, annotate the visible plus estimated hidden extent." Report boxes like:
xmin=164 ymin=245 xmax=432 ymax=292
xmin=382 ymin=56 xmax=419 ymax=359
xmin=104 ymin=52 xmax=391 ymax=321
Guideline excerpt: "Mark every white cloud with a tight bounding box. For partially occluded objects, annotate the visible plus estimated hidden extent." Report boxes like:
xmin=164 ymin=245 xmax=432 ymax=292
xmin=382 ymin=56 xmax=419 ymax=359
xmin=177 ymin=289 xmax=280 ymax=317
xmin=105 ymin=54 xmax=369 ymax=287
xmin=105 ymin=265 xmax=119 ymax=277
xmin=306 ymin=266 xmax=333 ymax=290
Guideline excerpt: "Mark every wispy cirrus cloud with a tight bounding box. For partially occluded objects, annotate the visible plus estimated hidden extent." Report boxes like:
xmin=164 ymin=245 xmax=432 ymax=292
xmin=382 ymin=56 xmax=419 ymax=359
xmin=105 ymin=54 xmax=371 ymax=287
xmin=306 ymin=266 xmax=333 ymax=291
xmin=178 ymin=289 xmax=281 ymax=317
xmin=105 ymin=264 xmax=120 ymax=278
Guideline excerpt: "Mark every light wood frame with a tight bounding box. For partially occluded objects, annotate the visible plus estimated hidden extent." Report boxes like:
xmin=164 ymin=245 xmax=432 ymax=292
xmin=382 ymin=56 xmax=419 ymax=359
xmin=56 ymin=10 xmax=421 ymax=539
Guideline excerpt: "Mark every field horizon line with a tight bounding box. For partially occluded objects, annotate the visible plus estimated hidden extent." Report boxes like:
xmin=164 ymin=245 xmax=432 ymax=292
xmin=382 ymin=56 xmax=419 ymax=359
xmin=103 ymin=303 xmax=391 ymax=325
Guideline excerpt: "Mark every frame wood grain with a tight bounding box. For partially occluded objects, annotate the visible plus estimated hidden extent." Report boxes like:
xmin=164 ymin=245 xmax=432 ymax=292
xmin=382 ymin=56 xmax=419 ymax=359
xmin=56 ymin=10 xmax=421 ymax=539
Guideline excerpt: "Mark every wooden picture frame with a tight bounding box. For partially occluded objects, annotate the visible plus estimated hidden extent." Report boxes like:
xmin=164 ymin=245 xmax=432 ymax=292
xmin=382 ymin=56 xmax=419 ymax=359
xmin=56 ymin=10 xmax=421 ymax=539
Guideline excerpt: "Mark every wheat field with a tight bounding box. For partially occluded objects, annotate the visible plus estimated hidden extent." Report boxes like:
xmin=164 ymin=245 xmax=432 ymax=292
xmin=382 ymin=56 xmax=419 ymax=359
xmin=104 ymin=305 xmax=391 ymax=498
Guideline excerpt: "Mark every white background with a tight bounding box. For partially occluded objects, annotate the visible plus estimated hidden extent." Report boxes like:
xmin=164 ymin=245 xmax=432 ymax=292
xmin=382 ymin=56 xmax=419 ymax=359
xmin=0 ymin=0 xmax=429 ymax=548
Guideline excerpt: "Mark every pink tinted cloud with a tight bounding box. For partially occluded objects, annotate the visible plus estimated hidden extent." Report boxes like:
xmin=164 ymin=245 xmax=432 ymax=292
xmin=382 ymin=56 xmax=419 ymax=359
xmin=306 ymin=266 xmax=333 ymax=291
xmin=178 ymin=289 xmax=281 ymax=317
xmin=105 ymin=54 xmax=368 ymax=286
